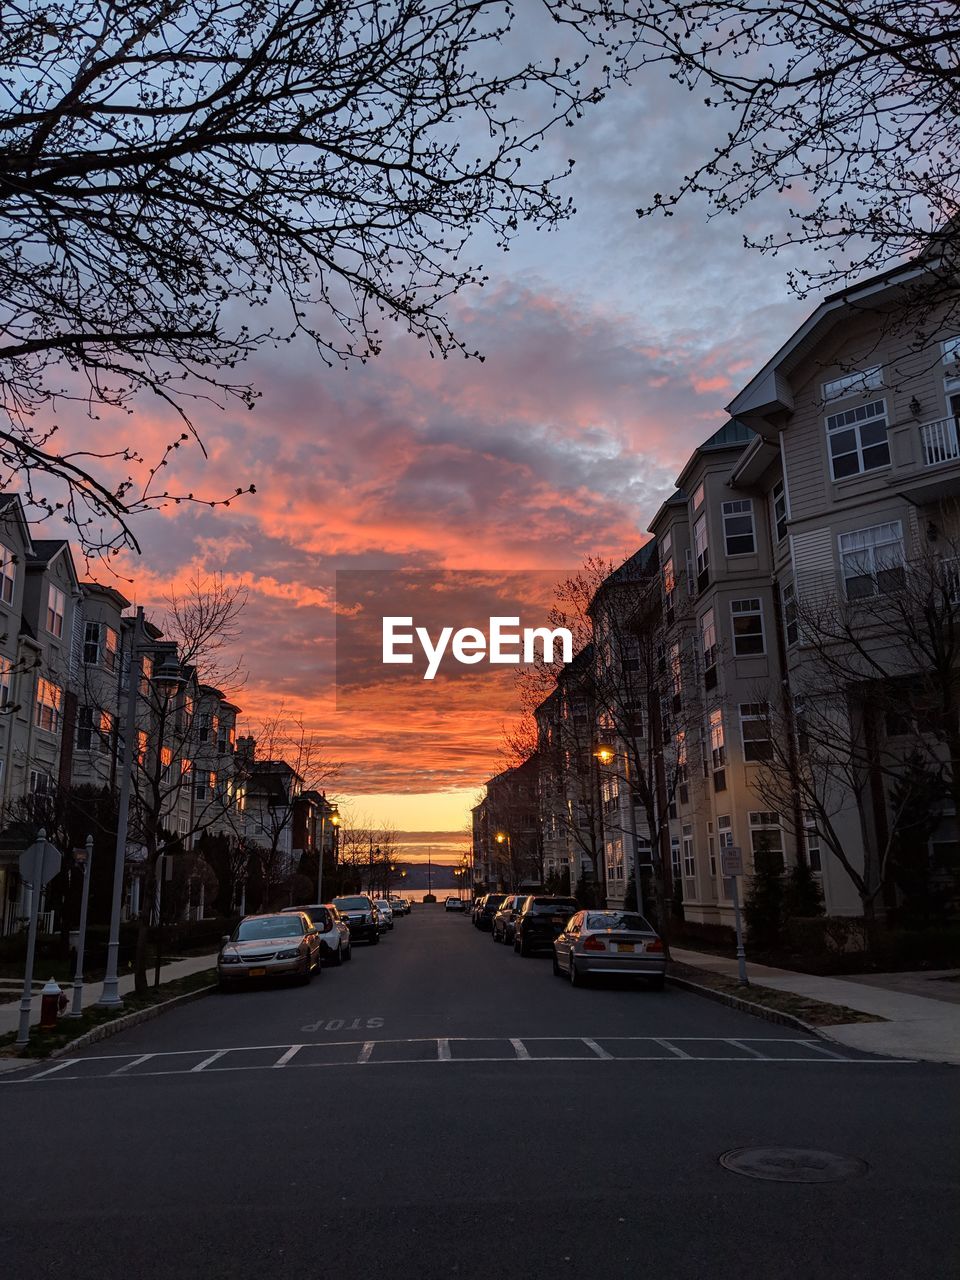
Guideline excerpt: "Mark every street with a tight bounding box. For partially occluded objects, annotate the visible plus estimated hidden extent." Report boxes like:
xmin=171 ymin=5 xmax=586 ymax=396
xmin=2 ymin=907 xmax=958 ymax=1280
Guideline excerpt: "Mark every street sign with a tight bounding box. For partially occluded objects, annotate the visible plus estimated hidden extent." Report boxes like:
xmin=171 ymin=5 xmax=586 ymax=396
xmin=19 ymin=838 xmax=62 ymax=888
xmin=721 ymin=846 xmax=744 ymax=878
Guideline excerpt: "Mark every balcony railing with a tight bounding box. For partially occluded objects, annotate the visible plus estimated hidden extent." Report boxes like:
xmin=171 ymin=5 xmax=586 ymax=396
xmin=920 ymin=416 xmax=960 ymax=466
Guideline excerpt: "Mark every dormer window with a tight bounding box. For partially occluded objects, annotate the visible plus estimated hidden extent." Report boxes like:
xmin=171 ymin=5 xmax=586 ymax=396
xmin=0 ymin=545 xmax=15 ymax=605
xmin=46 ymin=584 xmax=65 ymax=638
xmin=822 ymin=366 xmax=883 ymax=402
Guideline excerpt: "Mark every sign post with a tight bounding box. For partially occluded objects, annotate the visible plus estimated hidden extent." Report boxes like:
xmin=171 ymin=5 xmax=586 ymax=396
xmin=15 ymin=830 xmax=63 ymax=1048
xmin=721 ymin=846 xmax=749 ymax=987
xmin=68 ymin=836 xmax=94 ymax=1018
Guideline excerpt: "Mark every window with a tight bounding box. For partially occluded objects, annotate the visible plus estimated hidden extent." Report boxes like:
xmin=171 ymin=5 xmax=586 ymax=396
xmin=694 ymin=514 xmax=709 ymax=587
xmin=803 ymin=812 xmax=822 ymax=874
xmin=139 ymin=654 xmax=153 ymax=696
xmin=822 ymin=366 xmax=883 ymax=402
xmin=178 ymin=815 xmax=190 ymax=838
xmin=731 ymin=598 xmax=765 ymax=656
xmin=682 ymin=824 xmax=696 ymax=879
xmin=83 ymin=622 xmax=119 ymax=671
xmin=692 ymin=482 xmax=704 ymax=511
xmin=160 ymin=745 xmax=173 ymax=781
xmin=77 ymin=707 xmax=113 ymax=753
xmin=46 ymin=585 xmax=65 ymax=638
xmin=839 ymin=522 xmax=905 ymax=599
xmin=707 ymin=821 xmax=717 ymax=878
xmin=740 ymin=702 xmax=771 ymax=762
xmin=722 ymin=499 xmax=756 ymax=556
xmin=0 ymin=544 xmax=16 ymax=605
xmin=35 ymin=678 xmax=62 ymax=733
xmin=670 ymin=836 xmax=682 ymax=882
xmin=700 ymin=608 xmax=717 ymax=669
xmin=670 ymin=642 xmax=682 ymax=698
xmin=195 ymin=770 xmax=216 ymax=803
xmin=30 ymin=769 xmax=52 ymax=796
xmin=102 ymin=626 xmax=118 ymax=672
xmin=83 ymin=622 xmax=100 ymax=666
xmin=136 ymin=730 xmax=148 ymax=766
xmin=783 ymin=582 xmax=799 ymax=646
xmin=942 ymin=337 xmax=960 ymax=366
xmin=662 ymin=555 xmax=676 ymax=608
xmin=772 ymin=480 xmax=787 ymax=543
xmin=749 ymin=811 xmax=784 ymax=873
xmin=660 ymin=529 xmax=672 ymax=560
xmin=826 ymin=399 xmax=890 ymax=479
xmin=0 ymin=655 xmax=11 ymax=708
xmin=675 ymin=729 xmax=687 ymax=783
xmin=709 ymin=708 xmax=726 ymax=770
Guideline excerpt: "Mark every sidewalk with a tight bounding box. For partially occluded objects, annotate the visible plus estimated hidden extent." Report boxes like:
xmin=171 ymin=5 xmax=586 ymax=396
xmin=672 ymin=947 xmax=960 ymax=1066
xmin=0 ymin=952 xmax=218 ymax=1039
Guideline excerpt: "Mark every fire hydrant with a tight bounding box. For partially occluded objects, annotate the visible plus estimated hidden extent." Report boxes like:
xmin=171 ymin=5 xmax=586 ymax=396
xmin=39 ymin=978 xmax=67 ymax=1033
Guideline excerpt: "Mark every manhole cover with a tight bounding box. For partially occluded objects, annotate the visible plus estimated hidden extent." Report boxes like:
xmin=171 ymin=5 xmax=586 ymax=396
xmin=719 ymin=1147 xmax=868 ymax=1183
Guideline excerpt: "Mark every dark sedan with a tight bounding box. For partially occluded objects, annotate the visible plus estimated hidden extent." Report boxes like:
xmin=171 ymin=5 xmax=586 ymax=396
xmin=513 ymin=896 xmax=580 ymax=956
xmin=474 ymin=893 xmax=507 ymax=930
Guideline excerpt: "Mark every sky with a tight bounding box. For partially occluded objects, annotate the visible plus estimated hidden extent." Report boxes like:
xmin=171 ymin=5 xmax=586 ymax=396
xmin=53 ymin=18 xmax=817 ymax=859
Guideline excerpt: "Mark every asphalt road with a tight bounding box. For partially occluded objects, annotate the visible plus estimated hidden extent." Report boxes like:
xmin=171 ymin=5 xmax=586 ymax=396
xmin=2 ymin=906 xmax=958 ymax=1280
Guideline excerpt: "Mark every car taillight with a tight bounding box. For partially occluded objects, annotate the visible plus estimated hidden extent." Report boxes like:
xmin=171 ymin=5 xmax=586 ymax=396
xmin=646 ymin=938 xmax=664 ymax=953
xmin=582 ymin=936 xmax=606 ymax=951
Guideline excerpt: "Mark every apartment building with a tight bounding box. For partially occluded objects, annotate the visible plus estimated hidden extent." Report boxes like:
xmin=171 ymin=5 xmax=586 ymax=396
xmin=471 ymin=757 xmax=541 ymax=892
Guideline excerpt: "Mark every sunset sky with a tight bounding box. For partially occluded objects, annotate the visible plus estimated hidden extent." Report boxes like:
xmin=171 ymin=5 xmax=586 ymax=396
xmin=59 ymin=27 xmax=815 ymax=860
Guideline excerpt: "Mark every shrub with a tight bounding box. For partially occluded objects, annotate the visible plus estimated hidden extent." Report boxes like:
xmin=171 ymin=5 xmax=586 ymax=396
xmin=744 ymin=855 xmax=784 ymax=950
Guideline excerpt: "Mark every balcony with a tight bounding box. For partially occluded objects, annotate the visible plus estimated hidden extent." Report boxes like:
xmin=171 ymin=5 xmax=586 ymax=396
xmin=888 ymin=414 xmax=960 ymax=503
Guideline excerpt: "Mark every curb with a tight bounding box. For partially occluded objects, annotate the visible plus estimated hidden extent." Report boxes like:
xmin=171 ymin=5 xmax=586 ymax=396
xmin=667 ymin=973 xmax=827 ymax=1038
xmin=48 ymin=983 xmax=217 ymax=1058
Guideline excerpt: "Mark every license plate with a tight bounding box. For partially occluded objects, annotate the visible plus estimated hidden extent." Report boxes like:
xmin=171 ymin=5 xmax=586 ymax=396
xmin=248 ymin=967 xmax=267 ymax=977
xmin=551 ymin=917 xmax=564 ymax=925
xmin=615 ymin=943 xmax=635 ymax=953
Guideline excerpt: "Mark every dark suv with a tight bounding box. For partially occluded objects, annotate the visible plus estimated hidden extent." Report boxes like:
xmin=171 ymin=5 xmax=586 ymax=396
xmin=514 ymin=896 xmax=580 ymax=956
xmin=475 ymin=893 xmax=506 ymax=931
xmin=331 ymin=894 xmax=380 ymax=944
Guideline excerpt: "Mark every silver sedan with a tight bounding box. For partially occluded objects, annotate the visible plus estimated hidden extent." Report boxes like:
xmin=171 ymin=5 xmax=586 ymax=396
xmin=218 ymin=912 xmax=322 ymax=989
xmin=552 ymin=910 xmax=666 ymax=989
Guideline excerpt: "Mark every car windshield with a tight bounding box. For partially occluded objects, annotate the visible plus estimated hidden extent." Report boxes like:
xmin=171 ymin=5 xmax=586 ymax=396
xmin=585 ymin=913 xmax=654 ymax=932
xmin=484 ymin=895 xmax=506 ymax=908
xmin=334 ymin=897 xmax=370 ymax=911
xmin=236 ymin=916 xmax=304 ymax=940
xmin=531 ymin=898 xmax=578 ymax=911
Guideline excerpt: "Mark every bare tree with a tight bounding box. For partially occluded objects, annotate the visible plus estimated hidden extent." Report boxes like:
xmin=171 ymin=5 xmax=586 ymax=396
xmin=562 ymin=2 xmax=959 ymax=308
xmin=0 ymin=1 xmax=648 ymax=556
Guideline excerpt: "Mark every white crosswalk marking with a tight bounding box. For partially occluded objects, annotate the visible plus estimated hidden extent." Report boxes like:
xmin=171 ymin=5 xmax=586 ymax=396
xmin=273 ymin=1045 xmax=302 ymax=1068
xmin=582 ymin=1038 xmax=612 ymax=1060
xmin=509 ymin=1037 xmax=531 ymax=1061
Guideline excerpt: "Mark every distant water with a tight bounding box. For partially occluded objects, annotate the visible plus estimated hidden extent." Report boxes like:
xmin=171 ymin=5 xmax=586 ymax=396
xmin=398 ymin=886 xmax=464 ymax=903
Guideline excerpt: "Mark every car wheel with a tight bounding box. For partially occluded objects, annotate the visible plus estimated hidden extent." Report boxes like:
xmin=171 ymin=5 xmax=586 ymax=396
xmin=296 ymin=966 xmax=311 ymax=986
xmin=331 ymin=943 xmax=343 ymax=966
xmin=552 ymin=950 xmax=561 ymax=976
xmin=513 ymin=933 xmax=521 ymax=953
xmin=648 ymin=973 xmax=665 ymax=992
xmin=519 ymin=935 xmax=530 ymax=957
xmin=371 ymin=931 xmax=380 ymax=945
xmin=569 ymin=957 xmax=582 ymax=986
xmin=345 ymin=942 xmax=353 ymax=961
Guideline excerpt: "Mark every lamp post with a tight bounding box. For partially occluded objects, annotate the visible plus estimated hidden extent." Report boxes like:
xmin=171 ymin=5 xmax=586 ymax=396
xmin=594 ymin=742 xmax=645 ymax=914
xmin=316 ymin=803 xmax=339 ymax=904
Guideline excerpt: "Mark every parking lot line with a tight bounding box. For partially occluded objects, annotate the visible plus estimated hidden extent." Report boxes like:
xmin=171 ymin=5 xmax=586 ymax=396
xmin=273 ymin=1045 xmax=302 ymax=1068
xmin=110 ymin=1054 xmax=156 ymax=1075
xmin=437 ymin=1038 xmax=451 ymax=1061
xmin=190 ymin=1049 xmax=228 ymax=1072
xmin=357 ymin=1041 xmax=375 ymax=1063
xmin=581 ymin=1037 xmax=613 ymax=1060
xmin=509 ymin=1037 xmax=531 ymax=1061
xmin=652 ymin=1037 xmax=693 ymax=1059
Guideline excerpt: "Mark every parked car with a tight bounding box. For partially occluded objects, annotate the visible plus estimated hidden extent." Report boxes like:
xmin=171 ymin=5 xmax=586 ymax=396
xmin=389 ymin=896 xmax=410 ymax=915
xmin=444 ymin=896 xmax=464 ymax=911
xmin=553 ymin=910 xmax=666 ymax=988
xmin=491 ymin=893 xmax=526 ymax=944
xmin=283 ymin=903 xmax=352 ymax=965
xmin=332 ymin=894 xmax=380 ymax=944
xmin=372 ymin=898 xmax=395 ymax=929
xmin=474 ymin=893 xmax=506 ymax=931
xmin=218 ymin=912 xmax=322 ymax=989
xmin=513 ymin=896 xmax=580 ymax=957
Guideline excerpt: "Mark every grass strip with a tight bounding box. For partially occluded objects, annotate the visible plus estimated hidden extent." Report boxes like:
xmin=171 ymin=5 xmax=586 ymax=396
xmin=669 ymin=961 xmax=886 ymax=1026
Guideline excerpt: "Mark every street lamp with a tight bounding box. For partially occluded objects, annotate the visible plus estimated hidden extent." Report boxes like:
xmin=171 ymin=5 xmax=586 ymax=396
xmin=99 ymin=617 xmax=185 ymax=1007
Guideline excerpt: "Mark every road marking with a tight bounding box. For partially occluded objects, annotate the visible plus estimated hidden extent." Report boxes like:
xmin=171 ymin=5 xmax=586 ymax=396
xmin=110 ymin=1054 xmax=155 ymax=1075
xmin=509 ymin=1037 xmax=531 ymax=1061
xmin=652 ymin=1037 xmax=692 ymax=1059
xmin=582 ymin=1037 xmax=612 ymax=1060
xmin=26 ymin=1059 xmax=77 ymax=1080
xmin=357 ymin=1041 xmax=375 ymax=1063
xmin=273 ymin=1045 xmax=302 ymax=1068
xmin=437 ymin=1038 xmax=451 ymax=1061
xmin=799 ymin=1039 xmax=849 ymax=1060
xmin=724 ymin=1039 xmax=769 ymax=1060
xmin=190 ymin=1049 xmax=228 ymax=1072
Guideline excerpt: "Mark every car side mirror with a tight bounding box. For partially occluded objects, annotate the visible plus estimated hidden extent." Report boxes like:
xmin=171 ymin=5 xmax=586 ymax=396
xmin=221 ymin=934 xmax=230 ymax=945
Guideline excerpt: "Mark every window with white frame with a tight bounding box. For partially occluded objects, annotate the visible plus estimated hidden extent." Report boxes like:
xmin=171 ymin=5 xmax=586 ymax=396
xmin=77 ymin=706 xmax=113 ymax=753
xmin=674 ymin=729 xmax=687 ymax=783
xmin=740 ymin=702 xmax=771 ymax=761
xmin=83 ymin=622 xmax=119 ymax=671
xmin=709 ymin=707 xmax=726 ymax=770
xmin=722 ymin=499 xmax=756 ymax=556
xmin=160 ymin=745 xmax=173 ymax=782
xmin=670 ymin=835 xmax=682 ymax=882
xmin=803 ymin=811 xmax=823 ymax=873
xmin=772 ymin=479 xmax=787 ymax=543
xmin=826 ymin=399 xmax=890 ymax=479
xmin=0 ymin=655 xmax=11 ymax=708
xmin=700 ymin=607 xmax=717 ymax=669
xmin=139 ymin=654 xmax=153 ymax=696
xmin=662 ymin=554 xmax=676 ymax=606
xmin=692 ymin=482 xmax=704 ymax=511
xmin=941 ymin=337 xmax=960 ymax=369
xmin=707 ymin=820 xmax=717 ymax=878
xmin=178 ymin=815 xmax=191 ymax=837
xmin=731 ymin=598 xmax=765 ymax=656
xmin=839 ymin=522 xmax=905 ymax=599
xmin=30 ymin=769 xmax=52 ymax=795
xmin=46 ymin=584 xmax=65 ymax=638
xmin=822 ymin=366 xmax=883 ymax=403
xmin=195 ymin=770 xmax=216 ymax=803
xmin=0 ymin=544 xmax=16 ymax=605
xmin=783 ymin=581 xmax=799 ymax=646
xmin=35 ymin=678 xmax=62 ymax=733
xmin=717 ymin=815 xmax=734 ymax=847
xmin=749 ymin=811 xmax=784 ymax=873
xmin=694 ymin=513 xmax=709 ymax=585
xmin=682 ymin=824 xmax=696 ymax=879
